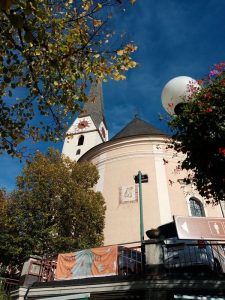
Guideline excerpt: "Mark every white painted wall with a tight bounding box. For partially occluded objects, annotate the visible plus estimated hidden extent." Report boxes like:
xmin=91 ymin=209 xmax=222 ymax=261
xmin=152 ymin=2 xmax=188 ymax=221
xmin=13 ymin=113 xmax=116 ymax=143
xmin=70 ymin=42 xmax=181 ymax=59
xmin=62 ymin=116 xmax=108 ymax=161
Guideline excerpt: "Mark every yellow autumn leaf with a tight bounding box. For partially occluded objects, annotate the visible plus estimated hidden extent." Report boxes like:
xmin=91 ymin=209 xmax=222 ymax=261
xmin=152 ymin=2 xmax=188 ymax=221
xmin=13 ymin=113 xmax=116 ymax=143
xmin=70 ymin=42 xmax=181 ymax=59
xmin=34 ymin=50 xmax=41 ymax=56
xmin=127 ymin=61 xmax=137 ymax=68
xmin=114 ymin=74 xmax=126 ymax=80
xmin=117 ymin=49 xmax=124 ymax=56
xmin=97 ymin=3 xmax=102 ymax=10
xmin=82 ymin=1 xmax=91 ymax=11
xmin=93 ymin=19 xmax=103 ymax=27
xmin=120 ymin=65 xmax=129 ymax=71
xmin=125 ymin=43 xmax=138 ymax=53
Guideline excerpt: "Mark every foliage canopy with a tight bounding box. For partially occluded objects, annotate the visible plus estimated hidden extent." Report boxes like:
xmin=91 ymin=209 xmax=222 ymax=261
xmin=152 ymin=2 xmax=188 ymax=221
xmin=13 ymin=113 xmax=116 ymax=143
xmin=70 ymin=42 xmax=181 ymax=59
xmin=169 ymin=63 xmax=225 ymax=204
xmin=0 ymin=149 xmax=105 ymax=273
xmin=0 ymin=0 xmax=137 ymax=157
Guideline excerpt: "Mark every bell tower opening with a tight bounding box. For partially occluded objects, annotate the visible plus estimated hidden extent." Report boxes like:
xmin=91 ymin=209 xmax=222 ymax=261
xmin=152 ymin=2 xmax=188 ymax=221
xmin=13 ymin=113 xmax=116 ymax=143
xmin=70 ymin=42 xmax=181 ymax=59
xmin=78 ymin=135 xmax=84 ymax=146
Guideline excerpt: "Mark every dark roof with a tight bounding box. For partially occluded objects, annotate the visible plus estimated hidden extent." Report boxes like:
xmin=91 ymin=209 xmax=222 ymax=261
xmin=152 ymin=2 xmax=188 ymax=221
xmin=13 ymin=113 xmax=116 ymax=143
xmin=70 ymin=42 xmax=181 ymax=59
xmin=111 ymin=117 xmax=167 ymax=140
xmin=80 ymin=80 xmax=107 ymax=129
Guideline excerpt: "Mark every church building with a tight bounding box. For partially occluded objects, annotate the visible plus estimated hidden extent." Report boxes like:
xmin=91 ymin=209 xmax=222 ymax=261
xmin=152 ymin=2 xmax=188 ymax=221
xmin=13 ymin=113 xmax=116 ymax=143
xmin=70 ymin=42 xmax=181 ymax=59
xmin=62 ymin=81 xmax=224 ymax=246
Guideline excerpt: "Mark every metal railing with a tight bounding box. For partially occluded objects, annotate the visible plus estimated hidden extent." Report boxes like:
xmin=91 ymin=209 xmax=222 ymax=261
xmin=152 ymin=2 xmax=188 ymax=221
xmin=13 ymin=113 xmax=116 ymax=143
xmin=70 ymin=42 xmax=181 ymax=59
xmin=16 ymin=240 xmax=225 ymax=285
xmin=118 ymin=245 xmax=143 ymax=276
xmin=38 ymin=259 xmax=57 ymax=282
xmin=162 ymin=239 xmax=225 ymax=273
xmin=36 ymin=244 xmax=144 ymax=282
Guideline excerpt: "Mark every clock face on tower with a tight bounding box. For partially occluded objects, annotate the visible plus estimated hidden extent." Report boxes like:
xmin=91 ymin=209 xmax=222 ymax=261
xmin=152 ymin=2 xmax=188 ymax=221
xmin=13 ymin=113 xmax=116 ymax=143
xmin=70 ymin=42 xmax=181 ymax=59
xmin=77 ymin=120 xmax=90 ymax=130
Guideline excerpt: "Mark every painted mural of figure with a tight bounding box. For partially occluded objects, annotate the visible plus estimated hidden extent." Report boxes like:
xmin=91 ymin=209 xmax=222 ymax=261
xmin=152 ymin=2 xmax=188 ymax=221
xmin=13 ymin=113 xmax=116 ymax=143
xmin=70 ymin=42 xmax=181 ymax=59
xmin=71 ymin=249 xmax=94 ymax=277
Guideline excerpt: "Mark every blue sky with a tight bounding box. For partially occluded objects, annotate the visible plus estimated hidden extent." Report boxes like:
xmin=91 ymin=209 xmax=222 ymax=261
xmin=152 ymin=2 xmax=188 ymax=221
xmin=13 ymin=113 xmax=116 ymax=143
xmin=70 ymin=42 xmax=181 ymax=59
xmin=1 ymin=0 xmax=225 ymax=190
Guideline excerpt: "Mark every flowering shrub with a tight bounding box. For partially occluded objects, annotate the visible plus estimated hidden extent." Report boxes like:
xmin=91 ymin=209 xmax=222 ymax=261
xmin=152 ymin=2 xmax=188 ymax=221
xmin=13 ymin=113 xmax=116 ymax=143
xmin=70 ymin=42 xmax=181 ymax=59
xmin=169 ymin=63 xmax=225 ymax=204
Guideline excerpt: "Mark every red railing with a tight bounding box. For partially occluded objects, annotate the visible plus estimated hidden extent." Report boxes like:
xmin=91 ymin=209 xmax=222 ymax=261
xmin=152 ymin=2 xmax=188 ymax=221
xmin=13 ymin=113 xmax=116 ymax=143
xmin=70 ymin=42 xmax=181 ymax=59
xmin=38 ymin=259 xmax=57 ymax=282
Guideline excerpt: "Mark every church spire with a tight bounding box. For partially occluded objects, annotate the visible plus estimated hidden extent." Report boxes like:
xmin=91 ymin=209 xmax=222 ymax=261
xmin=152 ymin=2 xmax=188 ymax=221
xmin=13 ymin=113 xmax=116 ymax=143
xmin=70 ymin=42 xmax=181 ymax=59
xmin=80 ymin=80 xmax=107 ymax=129
xmin=62 ymin=80 xmax=108 ymax=161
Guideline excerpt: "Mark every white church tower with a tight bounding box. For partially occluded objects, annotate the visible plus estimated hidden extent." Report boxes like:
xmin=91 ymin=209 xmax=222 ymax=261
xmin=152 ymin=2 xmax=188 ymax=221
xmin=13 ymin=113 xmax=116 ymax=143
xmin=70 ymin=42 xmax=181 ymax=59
xmin=62 ymin=81 xmax=108 ymax=161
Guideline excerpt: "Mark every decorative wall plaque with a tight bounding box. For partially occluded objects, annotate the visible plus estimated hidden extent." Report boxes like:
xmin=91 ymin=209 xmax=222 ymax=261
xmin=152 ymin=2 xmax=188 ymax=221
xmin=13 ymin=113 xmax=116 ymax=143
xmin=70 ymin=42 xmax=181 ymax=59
xmin=119 ymin=185 xmax=137 ymax=203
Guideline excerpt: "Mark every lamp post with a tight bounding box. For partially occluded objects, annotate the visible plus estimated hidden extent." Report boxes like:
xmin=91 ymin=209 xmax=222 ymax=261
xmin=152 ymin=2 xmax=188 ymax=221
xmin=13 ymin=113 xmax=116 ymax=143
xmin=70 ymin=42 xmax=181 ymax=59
xmin=134 ymin=171 xmax=148 ymax=243
xmin=161 ymin=76 xmax=200 ymax=116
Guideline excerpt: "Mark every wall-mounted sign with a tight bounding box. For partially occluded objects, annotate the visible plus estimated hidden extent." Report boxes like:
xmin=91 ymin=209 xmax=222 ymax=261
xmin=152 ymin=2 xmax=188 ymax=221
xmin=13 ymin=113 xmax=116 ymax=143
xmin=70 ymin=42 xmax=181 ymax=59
xmin=174 ymin=215 xmax=225 ymax=240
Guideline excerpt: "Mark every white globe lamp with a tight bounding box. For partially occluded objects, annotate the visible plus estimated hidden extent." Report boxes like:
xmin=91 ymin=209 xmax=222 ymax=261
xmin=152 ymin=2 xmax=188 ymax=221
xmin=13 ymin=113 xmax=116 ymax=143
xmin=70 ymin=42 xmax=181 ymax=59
xmin=161 ymin=76 xmax=200 ymax=115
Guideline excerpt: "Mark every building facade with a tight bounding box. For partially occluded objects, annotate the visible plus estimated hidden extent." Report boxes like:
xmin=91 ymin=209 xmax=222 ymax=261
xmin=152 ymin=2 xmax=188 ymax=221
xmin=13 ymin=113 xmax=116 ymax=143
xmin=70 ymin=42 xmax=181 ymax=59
xmin=62 ymin=82 xmax=224 ymax=246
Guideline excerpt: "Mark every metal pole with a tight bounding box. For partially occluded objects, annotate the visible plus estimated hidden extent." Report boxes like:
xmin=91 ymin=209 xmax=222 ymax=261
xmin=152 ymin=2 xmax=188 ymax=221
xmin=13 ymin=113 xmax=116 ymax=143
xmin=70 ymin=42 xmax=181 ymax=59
xmin=138 ymin=171 xmax=144 ymax=242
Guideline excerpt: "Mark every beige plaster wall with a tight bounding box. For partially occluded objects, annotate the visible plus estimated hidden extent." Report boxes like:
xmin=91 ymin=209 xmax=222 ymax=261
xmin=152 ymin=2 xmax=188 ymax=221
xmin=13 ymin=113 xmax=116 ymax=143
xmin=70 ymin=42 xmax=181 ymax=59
xmin=82 ymin=136 xmax=223 ymax=245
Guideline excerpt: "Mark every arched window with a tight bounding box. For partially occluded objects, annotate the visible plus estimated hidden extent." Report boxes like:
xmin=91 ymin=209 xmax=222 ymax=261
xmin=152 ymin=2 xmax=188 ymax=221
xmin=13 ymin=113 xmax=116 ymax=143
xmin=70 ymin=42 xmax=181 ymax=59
xmin=78 ymin=135 xmax=84 ymax=146
xmin=189 ymin=197 xmax=205 ymax=217
xmin=76 ymin=149 xmax=81 ymax=155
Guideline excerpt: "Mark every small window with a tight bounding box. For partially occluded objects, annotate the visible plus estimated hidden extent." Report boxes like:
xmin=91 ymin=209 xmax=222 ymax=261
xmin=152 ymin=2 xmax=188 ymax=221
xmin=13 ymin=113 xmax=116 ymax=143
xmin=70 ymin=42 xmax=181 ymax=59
xmin=189 ymin=197 xmax=205 ymax=217
xmin=76 ymin=149 xmax=81 ymax=155
xmin=78 ymin=135 xmax=84 ymax=146
xmin=220 ymin=201 xmax=225 ymax=217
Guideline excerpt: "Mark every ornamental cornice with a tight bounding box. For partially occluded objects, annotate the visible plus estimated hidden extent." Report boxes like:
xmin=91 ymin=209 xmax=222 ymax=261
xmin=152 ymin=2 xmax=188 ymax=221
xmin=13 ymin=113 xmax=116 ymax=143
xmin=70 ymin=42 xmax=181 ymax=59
xmin=79 ymin=135 xmax=185 ymax=165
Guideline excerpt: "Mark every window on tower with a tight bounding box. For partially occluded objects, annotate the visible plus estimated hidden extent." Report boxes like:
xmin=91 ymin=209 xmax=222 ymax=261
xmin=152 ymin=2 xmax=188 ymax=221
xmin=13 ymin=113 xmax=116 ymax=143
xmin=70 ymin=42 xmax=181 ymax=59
xmin=78 ymin=135 xmax=84 ymax=146
xmin=189 ymin=197 xmax=205 ymax=217
xmin=76 ymin=149 xmax=81 ymax=155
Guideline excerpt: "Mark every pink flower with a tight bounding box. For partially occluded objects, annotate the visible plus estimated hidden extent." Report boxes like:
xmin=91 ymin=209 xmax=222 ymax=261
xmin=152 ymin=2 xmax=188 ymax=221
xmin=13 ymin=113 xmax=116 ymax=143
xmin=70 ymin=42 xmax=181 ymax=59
xmin=214 ymin=62 xmax=225 ymax=71
xmin=209 ymin=69 xmax=220 ymax=79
